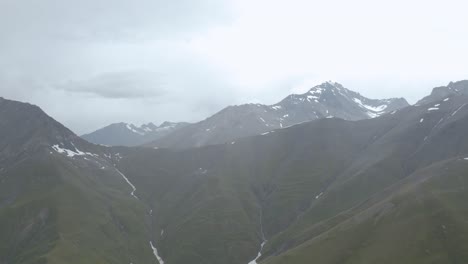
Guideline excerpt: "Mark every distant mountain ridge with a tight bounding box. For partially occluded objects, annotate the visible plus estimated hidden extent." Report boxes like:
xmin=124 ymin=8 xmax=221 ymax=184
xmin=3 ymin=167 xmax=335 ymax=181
xmin=417 ymin=80 xmax=468 ymax=105
xmin=81 ymin=121 xmax=189 ymax=146
xmin=148 ymin=81 xmax=409 ymax=149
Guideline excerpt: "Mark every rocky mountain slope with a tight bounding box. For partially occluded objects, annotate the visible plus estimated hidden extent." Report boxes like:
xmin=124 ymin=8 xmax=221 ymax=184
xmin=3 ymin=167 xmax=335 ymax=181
xmin=149 ymin=81 xmax=408 ymax=149
xmin=0 ymin=97 xmax=160 ymax=264
xmin=82 ymin=121 xmax=189 ymax=147
xmin=417 ymin=80 xmax=468 ymax=105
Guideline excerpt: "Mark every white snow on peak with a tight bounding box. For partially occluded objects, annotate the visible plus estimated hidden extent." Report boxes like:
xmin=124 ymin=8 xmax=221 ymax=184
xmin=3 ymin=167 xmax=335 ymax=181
xmin=309 ymin=87 xmax=324 ymax=96
xmin=428 ymin=107 xmax=439 ymax=111
xmin=156 ymin=123 xmax=177 ymax=131
xmin=307 ymin=95 xmax=319 ymax=102
xmin=124 ymin=122 xmax=177 ymax=135
xmin=352 ymin=98 xmax=388 ymax=118
xmin=271 ymin=105 xmax=282 ymax=110
xmin=126 ymin=123 xmax=145 ymax=135
xmin=464 ymin=157 xmax=468 ymax=160
xmin=150 ymin=241 xmax=165 ymax=264
xmin=443 ymin=98 xmax=450 ymax=102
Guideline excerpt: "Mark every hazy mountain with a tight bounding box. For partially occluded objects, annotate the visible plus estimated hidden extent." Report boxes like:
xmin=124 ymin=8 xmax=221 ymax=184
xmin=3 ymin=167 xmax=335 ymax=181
xmin=417 ymin=80 xmax=468 ymax=105
xmin=149 ymin=82 xmax=409 ymax=149
xmin=2 ymin=81 xmax=468 ymax=264
xmin=117 ymin=87 xmax=468 ymax=264
xmin=0 ymin=97 xmax=158 ymax=264
xmin=81 ymin=121 xmax=189 ymax=146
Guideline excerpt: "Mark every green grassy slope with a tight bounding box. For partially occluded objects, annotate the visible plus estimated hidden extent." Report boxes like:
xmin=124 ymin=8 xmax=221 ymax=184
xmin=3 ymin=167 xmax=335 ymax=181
xmin=263 ymin=158 xmax=468 ymax=264
xmin=0 ymin=150 xmax=157 ymax=264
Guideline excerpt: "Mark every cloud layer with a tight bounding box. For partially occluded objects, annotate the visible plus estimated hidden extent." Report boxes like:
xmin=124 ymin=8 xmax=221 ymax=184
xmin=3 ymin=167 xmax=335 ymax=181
xmin=1 ymin=0 xmax=467 ymax=134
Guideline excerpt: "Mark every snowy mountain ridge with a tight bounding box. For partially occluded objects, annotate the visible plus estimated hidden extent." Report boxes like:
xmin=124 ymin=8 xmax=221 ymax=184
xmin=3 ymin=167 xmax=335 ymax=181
xmin=149 ymin=81 xmax=409 ymax=149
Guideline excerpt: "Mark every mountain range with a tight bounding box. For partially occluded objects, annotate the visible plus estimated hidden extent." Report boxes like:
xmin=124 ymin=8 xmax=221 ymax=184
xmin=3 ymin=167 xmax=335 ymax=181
xmin=1 ymin=80 xmax=468 ymax=264
xmin=82 ymin=121 xmax=189 ymax=147
xmin=148 ymin=82 xmax=409 ymax=149
xmin=84 ymin=82 xmax=408 ymax=148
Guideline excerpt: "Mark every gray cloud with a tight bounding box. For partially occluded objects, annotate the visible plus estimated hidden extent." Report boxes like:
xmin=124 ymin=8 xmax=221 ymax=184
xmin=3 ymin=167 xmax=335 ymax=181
xmin=0 ymin=0 xmax=467 ymax=135
xmin=55 ymin=71 xmax=167 ymax=99
xmin=0 ymin=0 xmax=233 ymax=42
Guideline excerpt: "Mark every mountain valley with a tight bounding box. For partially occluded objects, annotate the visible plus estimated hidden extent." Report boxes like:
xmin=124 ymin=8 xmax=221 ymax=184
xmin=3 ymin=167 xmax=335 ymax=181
xmin=1 ymin=81 xmax=468 ymax=264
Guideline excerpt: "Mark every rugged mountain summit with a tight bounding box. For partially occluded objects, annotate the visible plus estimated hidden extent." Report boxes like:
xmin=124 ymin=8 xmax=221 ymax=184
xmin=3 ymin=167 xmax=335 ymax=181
xmin=149 ymin=82 xmax=408 ymax=149
xmin=272 ymin=81 xmax=407 ymax=121
xmin=417 ymin=80 xmax=468 ymax=105
xmin=82 ymin=121 xmax=189 ymax=146
xmin=0 ymin=97 xmax=85 ymax=158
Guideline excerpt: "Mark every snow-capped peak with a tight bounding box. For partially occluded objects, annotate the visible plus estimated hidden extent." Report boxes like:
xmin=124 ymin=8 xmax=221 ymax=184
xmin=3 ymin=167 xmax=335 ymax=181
xmin=125 ymin=123 xmax=146 ymax=135
xmin=123 ymin=122 xmax=183 ymax=136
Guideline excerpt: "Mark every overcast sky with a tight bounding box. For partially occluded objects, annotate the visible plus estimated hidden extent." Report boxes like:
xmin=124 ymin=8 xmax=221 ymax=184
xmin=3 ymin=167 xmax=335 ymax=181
xmin=1 ymin=0 xmax=467 ymax=134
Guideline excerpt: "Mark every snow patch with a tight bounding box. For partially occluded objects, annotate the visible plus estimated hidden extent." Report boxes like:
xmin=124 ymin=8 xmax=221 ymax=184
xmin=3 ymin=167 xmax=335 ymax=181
xmin=307 ymin=95 xmax=319 ymax=101
xmin=353 ymin=98 xmax=387 ymax=118
xmin=248 ymin=241 xmax=266 ymax=264
xmin=126 ymin=124 xmax=145 ymax=135
xmin=271 ymin=105 xmax=282 ymax=110
xmin=150 ymin=241 xmax=165 ymax=264
xmin=116 ymin=169 xmax=138 ymax=199
xmin=420 ymin=118 xmax=424 ymax=123
xmin=51 ymin=144 xmax=97 ymax=158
